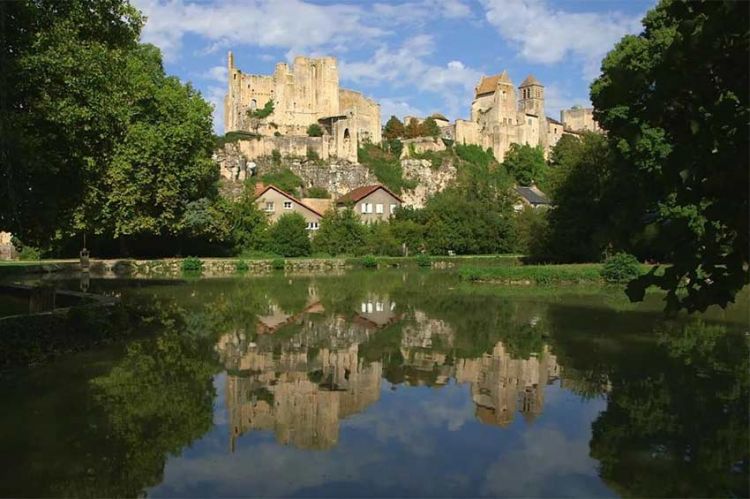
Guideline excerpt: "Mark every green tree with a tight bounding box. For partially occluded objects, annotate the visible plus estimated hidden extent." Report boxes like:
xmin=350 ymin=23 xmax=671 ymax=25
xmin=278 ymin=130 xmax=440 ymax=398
xmin=383 ymin=116 xmax=405 ymax=140
xmin=365 ymin=222 xmax=401 ymax=256
xmin=502 ymin=143 xmax=546 ymax=187
xmin=420 ymin=117 xmax=441 ymax=139
xmin=267 ymin=213 xmax=311 ymax=257
xmin=0 ymin=0 xmax=143 ymax=246
xmin=100 ymin=44 xmax=218 ymax=243
xmin=546 ymin=134 xmax=584 ymax=198
xmin=591 ymin=0 xmax=749 ymax=312
xmin=306 ymin=123 xmax=323 ymax=137
xmin=404 ymin=118 xmax=421 ymax=139
xmin=312 ymin=208 xmax=367 ymax=256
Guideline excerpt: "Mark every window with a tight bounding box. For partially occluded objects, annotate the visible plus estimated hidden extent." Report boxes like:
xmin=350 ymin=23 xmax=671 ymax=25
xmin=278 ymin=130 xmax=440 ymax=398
xmin=306 ymin=222 xmax=319 ymax=230
xmin=390 ymin=204 xmax=398 ymax=214
xmin=264 ymin=202 xmax=274 ymax=212
xmin=376 ymin=204 xmax=384 ymax=214
xmin=283 ymin=201 xmax=292 ymax=209
xmin=361 ymin=203 xmax=367 ymax=214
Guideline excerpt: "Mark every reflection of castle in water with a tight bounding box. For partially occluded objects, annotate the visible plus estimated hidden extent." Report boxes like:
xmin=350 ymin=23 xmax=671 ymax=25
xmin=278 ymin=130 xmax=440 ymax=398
xmin=217 ymin=299 xmax=560 ymax=451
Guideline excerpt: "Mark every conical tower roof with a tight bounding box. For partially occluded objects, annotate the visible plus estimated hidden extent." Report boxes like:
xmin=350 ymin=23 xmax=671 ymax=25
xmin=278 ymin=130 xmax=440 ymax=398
xmin=520 ymin=74 xmax=542 ymax=87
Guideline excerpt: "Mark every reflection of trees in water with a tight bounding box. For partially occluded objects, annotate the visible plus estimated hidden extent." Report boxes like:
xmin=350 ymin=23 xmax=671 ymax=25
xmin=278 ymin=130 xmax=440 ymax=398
xmin=51 ymin=298 xmax=220 ymax=497
xmin=548 ymin=306 xmax=749 ymax=498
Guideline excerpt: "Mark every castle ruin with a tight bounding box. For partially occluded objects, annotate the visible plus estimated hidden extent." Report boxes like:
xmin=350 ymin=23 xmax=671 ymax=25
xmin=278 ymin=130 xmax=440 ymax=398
xmin=224 ymin=52 xmax=381 ymax=164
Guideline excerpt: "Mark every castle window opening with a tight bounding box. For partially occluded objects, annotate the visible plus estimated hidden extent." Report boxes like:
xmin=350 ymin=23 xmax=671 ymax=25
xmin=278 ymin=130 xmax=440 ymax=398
xmin=251 ymin=99 xmax=257 ymax=111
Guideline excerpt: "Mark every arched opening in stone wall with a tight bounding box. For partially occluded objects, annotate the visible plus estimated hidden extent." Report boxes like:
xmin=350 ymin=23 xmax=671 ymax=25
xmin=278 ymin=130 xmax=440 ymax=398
xmin=250 ymin=99 xmax=257 ymax=111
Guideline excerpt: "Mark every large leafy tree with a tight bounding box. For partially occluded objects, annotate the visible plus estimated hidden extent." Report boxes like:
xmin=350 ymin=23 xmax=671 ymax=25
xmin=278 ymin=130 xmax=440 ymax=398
xmin=312 ymin=208 xmax=367 ymax=256
xmin=0 ymin=0 xmax=142 ymax=245
xmin=502 ymin=143 xmax=547 ymax=187
xmin=98 ymin=44 xmax=217 ymax=241
xmin=591 ymin=0 xmax=749 ymax=312
xmin=267 ymin=213 xmax=311 ymax=257
xmin=382 ymin=116 xmax=405 ymax=140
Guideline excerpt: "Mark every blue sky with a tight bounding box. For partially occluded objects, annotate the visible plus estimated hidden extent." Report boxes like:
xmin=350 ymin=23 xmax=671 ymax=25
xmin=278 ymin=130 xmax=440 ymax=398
xmin=132 ymin=0 xmax=656 ymax=133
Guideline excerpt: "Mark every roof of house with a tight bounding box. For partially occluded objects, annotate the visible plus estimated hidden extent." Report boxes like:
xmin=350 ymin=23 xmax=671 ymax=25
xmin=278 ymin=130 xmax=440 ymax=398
xmin=520 ymin=74 xmax=542 ymax=87
xmin=546 ymin=116 xmax=564 ymax=126
xmin=337 ymin=184 xmax=403 ymax=204
xmin=476 ymin=71 xmax=512 ymax=96
xmin=254 ymin=183 xmax=324 ymax=217
xmin=515 ymin=186 xmax=550 ymax=205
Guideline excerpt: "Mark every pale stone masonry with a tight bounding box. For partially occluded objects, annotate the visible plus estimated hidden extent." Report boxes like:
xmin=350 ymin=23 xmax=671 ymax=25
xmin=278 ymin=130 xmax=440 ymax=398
xmin=224 ymin=52 xmax=380 ymax=164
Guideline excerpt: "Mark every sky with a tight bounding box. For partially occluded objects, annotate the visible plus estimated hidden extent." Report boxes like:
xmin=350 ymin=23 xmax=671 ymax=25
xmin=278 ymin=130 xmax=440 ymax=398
xmin=131 ymin=0 xmax=656 ymax=133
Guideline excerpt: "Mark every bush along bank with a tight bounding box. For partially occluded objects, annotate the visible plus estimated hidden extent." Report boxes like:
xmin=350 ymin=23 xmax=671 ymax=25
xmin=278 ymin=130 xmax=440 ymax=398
xmin=459 ymin=261 xmax=652 ymax=285
xmin=459 ymin=264 xmax=605 ymax=285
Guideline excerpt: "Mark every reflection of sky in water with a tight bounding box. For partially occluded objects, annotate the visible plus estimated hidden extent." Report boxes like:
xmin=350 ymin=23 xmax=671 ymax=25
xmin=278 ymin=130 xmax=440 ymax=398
xmin=150 ymin=378 xmax=612 ymax=498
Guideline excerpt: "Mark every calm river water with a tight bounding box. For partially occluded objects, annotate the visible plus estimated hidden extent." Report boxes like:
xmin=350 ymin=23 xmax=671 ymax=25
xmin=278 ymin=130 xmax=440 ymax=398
xmin=0 ymin=271 xmax=747 ymax=497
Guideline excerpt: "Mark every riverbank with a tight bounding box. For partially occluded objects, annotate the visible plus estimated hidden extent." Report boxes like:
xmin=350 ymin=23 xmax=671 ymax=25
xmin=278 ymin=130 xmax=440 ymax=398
xmin=458 ymin=263 xmax=656 ymax=285
xmin=0 ymin=254 xmax=523 ymax=278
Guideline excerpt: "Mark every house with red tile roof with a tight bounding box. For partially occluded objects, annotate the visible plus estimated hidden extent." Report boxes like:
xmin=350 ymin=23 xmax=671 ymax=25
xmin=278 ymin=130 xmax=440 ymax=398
xmin=254 ymin=184 xmax=323 ymax=231
xmin=336 ymin=185 xmax=403 ymax=223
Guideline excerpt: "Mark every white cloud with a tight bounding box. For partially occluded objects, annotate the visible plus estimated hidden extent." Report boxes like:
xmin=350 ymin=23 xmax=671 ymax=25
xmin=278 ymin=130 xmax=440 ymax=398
xmin=133 ymin=0 xmax=385 ymax=61
xmin=340 ymin=36 xmax=481 ymax=119
xmin=480 ymin=0 xmax=644 ymax=80
xmin=379 ymin=98 xmax=425 ymax=123
xmin=543 ymin=83 xmax=590 ymax=121
xmin=203 ymin=65 xmax=227 ymax=84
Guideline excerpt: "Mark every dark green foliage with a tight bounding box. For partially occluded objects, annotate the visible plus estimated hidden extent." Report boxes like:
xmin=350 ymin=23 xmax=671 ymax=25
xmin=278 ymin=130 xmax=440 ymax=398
xmin=601 ymin=252 xmax=641 ymax=283
xmin=271 ymin=149 xmax=281 ymax=165
xmin=18 ymin=246 xmax=42 ymax=261
xmin=267 ymin=213 xmax=311 ymax=257
xmin=383 ymin=116 xmax=405 ymax=140
xmin=390 ymin=219 xmax=426 ymax=254
xmin=387 ymin=139 xmax=404 ymax=158
xmin=305 ymin=186 xmax=330 ymax=199
xmin=365 ymin=222 xmax=401 ymax=256
xmin=454 ymin=144 xmax=495 ymax=170
xmin=420 ymin=117 xmax=441 ymax=139
xmin=225 ymin=190 xmax=269 ymax=254
xmin=312 ymin=208 xmax=367 ymax=256
xmin=180 ymin=257 xmax=203 ymax=273
xmin=258 ymin=168 xmax=303 ymax=197
xmin=306 ymin=149 xmax=320 ymax=161
xmin=415 ymin=254 xmax=431 ymax=267
xmin=591 ymin=0 xmax=749 ymax=311
xmin=214 ymin=131 xmax=258 ymax=148
xmin=534 ymin=133 xmax=622 ymax=263
xmin=234 ymin=260 xmax=249 ymax=272
xmin=271 ymin=258 xmax=285 ymax=270
xmin=357 ymin=143 xmax=417 ymax=194
xmin=513 ymin=206 xmax=548 ymax=256
xmin=360 ymin=255 xmax=378 ymax=268
xmin=248 ymin=99 xmax=274 ymax=119
xmin=306 ymin=123 xmax=323 ymax=137
xmin=502 ymin=143 xmax=547 ymax=187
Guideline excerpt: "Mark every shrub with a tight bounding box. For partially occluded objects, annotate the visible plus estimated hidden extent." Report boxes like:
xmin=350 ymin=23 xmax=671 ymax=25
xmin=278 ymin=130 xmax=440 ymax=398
xmin=306 ymin=149 xmax=320 ymax=161
xmin=271 ymin=258 xmax=285 ymax=270
xmin=601 ymin=252 xmax=641 ymax=283
xmin=267 ymin=213 xmax=311 ymax=257
xmin=249 ymin=99 xmax=274 ymax=119
xmin=18 ymin=246 xmax=41 ymax=261
xmin=271 ymin=149 xmax=281 ymax=164
xmin=181 ymin=256 xmax=203 ymax=273
xmin=274 ymin=131 xmax=281 ymax=137
xmin=259 ymin=168 xmax=303 ymax=196
xmin=415 ymin=254 xmax=431 ymax=268
xmin=307 ymin=123 xmax=323 ymax=137
xmin=235 ymin=260 xmax=249 ymax=272
xmin=305 ymin=186 xmax=330 ymax=198
xmin=361 ymin=255 xmax=378 ymax=268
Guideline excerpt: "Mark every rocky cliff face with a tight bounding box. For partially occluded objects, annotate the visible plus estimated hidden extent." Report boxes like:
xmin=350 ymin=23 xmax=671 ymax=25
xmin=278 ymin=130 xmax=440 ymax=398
xmin=400 ymin=159 xmax=457 ymax=208
xmin=215 ymin=144 xmax=458 ymax=206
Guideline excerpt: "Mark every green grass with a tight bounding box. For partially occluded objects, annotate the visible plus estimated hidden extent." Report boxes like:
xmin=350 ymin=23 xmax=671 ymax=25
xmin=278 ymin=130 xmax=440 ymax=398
xmin=459 ymin=264 xmax=605 ymax=285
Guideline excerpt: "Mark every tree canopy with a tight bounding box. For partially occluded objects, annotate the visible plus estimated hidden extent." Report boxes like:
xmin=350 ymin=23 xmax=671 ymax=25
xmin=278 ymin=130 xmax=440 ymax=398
xmin=591 ymin=0 xmax=749 ymax=312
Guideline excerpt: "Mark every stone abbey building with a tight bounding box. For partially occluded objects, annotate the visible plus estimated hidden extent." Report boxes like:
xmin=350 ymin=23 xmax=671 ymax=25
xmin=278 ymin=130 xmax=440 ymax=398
xmin=450 ymin=71 xmax=580 ymax=161
xmin=224 ymin=52 xmax=381 ymax=163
